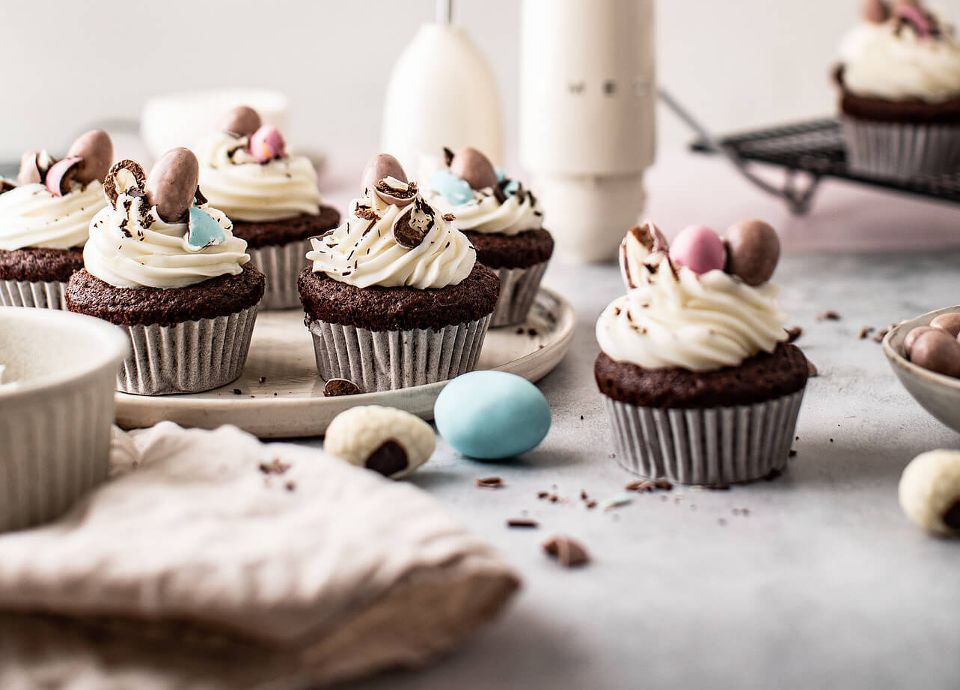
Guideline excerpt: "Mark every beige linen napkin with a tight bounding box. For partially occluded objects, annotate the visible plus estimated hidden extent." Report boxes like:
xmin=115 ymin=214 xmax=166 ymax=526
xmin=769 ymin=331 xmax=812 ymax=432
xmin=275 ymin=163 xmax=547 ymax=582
xmin=0 ymin=423 xmax=519 ymax=689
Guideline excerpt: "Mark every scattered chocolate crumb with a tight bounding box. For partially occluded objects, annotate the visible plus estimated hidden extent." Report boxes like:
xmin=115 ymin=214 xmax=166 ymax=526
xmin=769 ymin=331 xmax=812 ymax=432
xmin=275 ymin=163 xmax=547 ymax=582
xmin=624 ymin=478 xmax=673 ymax=492
xmin=807 ymin=359 xmax=819 ymax=377
xmin=816 ymin=310 xmax=841 ymax=321
xmin=585 ymin=500 xmax=598 ymax=510
xmin=788 ymin=449 xmax=798 ymax=458
xmin=785 ymin=326 xmax=803 ymax=343
xmin=527 ymin=328 xmax=539 ymax=337
xmin=515 ymin=327 xmax=525 ymax=335
xmin=232 ymin=388 xmax=242 ymax=396
xmin=872 ymin=328 xmax=888 ymax=343
xmin=259 ymin=457 xmax=291 ymax=476
xmin=829 ymin=438 xmax=834 ymax=443
xmin=507 ymin=518 xmax=539 ymax=529
xmin=476 ymin=476 xmax=504 ymax=489
xmin=285 ymin=481 xmax=296 ymax=492
xmin=537 ymin=491 xmax=550 ymax=499
xmin=542 ymin=535 xmax=590 ymax=568
xmin=549 ymin=495 xmax=559 ymax=503
xmin=258 ymin=376 xmax=267 ymax=384
xmin=858 ymin=326 xmax=874 ymax=340
xmin=580 ymin=415 xmax=584 ymax=420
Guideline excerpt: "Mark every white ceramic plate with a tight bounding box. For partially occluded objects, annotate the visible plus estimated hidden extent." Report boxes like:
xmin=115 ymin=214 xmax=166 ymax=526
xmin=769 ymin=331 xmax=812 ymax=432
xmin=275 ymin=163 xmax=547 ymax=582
xmin=115 ymin=288 xmax=575 ymax=438
xmin=883 ymin=305 xmax=960 ymax=434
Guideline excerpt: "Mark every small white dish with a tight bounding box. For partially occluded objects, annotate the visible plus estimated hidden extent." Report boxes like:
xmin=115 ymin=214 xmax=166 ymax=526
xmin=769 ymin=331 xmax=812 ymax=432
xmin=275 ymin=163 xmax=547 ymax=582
xmin=0 ymin=308 xmax=128 ymax=532
xmin=883 ymin=305 xmax=960 ymax=434
xmin=115 ymin=288 xmax=575 ymax=438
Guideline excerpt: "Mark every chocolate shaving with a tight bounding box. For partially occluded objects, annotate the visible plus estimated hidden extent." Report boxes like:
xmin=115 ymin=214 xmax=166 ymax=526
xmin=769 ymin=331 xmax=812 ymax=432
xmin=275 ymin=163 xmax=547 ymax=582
xmin=259 ymin=457 xmax=291 ymax=475
xmin=506 ymin=518 xmax=539 ymax=529
xmin=542 ymin=535 xmax=590 ymax=568
xmin=476 ymin=476 xmax=504 ymax=489
xmin=442 ymin=146 xmax=456 ymax=167
xmin=816 ymin=310 xmax=841 ymax=322
xmin=323 ymin=378 xmax=362 ymax=397
xmin=194 ymin=186 xmax=207 ymax=206
xmin=355 ymin=204 xmax=379 ymax=221
xmin=103 ymin=160 xmax=146 ymax=206
xmin=785 ymin=326 xmax=803 ymax=343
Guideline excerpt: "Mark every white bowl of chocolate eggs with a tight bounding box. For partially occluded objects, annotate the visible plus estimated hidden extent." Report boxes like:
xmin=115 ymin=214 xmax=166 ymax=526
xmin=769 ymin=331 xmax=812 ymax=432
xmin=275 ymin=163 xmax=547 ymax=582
xmin=884 ymin=307 xmax=960 ymax=434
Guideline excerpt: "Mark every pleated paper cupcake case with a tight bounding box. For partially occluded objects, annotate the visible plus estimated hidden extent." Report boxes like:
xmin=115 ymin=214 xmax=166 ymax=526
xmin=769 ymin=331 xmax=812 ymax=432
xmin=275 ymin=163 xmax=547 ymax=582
xmin=842 ymin=117 xmax=960 ymax=180
xmin=247 ymin=240 xmax=311 ymax=311
xmin=489 ymin=262 xmax=548 ymax=328
xmin=0 ymin=278 xmax=67 ymax=310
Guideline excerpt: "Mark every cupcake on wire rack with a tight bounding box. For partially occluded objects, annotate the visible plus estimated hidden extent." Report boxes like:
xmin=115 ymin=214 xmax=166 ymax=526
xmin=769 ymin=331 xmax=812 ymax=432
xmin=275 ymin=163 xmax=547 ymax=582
xmin=595 ymin=220 xmax=809 ymax=486
xmin=67 ymin=148 xmax=264 ymax=396
xmin=198 ymin=106 xmax=340 ymax=309
xmin=836 ymin=0 xmax=960 ymax=179
xmin=298 ymin=153 xmax=499 ymax=392
xmin=0 ymin=130 xmax=113 ymax=309
xmin=427 ymin=147 xmax=553 ymax=327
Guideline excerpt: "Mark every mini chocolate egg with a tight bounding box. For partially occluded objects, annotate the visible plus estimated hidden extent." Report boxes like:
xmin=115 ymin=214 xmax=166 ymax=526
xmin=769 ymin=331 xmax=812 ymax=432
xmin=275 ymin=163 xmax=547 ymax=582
xmin=249 ymin=124 xmax=286 ymax=163
xmin=930 ymin=312 xmax=960 ymax=338
xmin=669 ymin=225 xmax=726 ymax=276
xmin=66 ymin=129 xmax=113 ymax=184
xmin=361 ymin=153 xmax=407 ymax=195
xmin=905 ymin=326 xmax=939 ymax=356
xmin=909 ymin=329 xmax=960 ymax=378
xmin=43 ymin=156 xmax=82 ymax=196
xmin=724 ymin=219 xmax=780 ymax=286
xmin=899 ymin=450 xmax=960 ymax=537
xmin=145 ymin=148 xmax=200 ymax=222
xmin=450 ymin=147 xmax=498 ymax=191
xmin=435 ymin=371 xmax=551 ymax=460
xmin=221 ymin=105 xmax=262 ymax=137
xmin=324 ymin=405 xmax=435 ymax=479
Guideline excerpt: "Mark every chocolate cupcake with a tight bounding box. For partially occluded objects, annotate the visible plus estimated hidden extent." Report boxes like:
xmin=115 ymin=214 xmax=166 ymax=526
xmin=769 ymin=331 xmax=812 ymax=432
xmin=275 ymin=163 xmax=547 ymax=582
xmin=198 ymin=106 xmax=339 ymax=310
xmin=298 ymin=153 xmax=498 ymax=392
xmin=67 ymin=149 xmax=264 ymax=395
xmin=595 ymin=221 xmax=809 ymax=486
xmin=836 ymin=1 xmax=960 ymax=179
xmin=0 ymin=130 xmax=113 ymax=309
xmin=427 ymin=147 xmax=552 ymax=327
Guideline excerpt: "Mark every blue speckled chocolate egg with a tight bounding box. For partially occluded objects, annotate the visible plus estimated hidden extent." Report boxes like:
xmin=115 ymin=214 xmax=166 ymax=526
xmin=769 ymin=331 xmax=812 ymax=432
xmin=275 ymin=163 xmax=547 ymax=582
xmin=435 ymin=371 xmax=551 ymax=460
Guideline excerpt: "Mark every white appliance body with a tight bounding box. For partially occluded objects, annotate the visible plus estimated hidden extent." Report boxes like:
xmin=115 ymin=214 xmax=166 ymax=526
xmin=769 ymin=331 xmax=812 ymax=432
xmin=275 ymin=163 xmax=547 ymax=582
xmin=381 ymin=23 xmax=504 ymax=181
xmin=520 ymin=0 xmax=656 ymax=262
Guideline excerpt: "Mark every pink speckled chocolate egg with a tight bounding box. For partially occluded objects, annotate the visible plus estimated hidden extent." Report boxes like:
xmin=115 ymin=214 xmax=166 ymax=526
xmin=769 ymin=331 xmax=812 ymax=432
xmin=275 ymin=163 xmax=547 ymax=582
xmin=669 ymin=225 xmax=726 ymax=275
xmin=249 ymin=125 xmax=286 ymax=163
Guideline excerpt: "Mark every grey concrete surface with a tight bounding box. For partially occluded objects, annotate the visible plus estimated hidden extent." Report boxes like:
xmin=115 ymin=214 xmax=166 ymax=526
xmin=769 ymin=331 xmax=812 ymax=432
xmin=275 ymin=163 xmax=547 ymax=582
xmin=317 ymin=251 xmax=960 ymax=690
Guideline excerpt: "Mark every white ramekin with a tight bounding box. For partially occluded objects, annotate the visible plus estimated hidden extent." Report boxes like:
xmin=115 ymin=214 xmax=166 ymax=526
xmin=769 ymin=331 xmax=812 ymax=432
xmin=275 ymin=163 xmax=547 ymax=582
xmin=0 ymin=308 xmax=129 ymax=533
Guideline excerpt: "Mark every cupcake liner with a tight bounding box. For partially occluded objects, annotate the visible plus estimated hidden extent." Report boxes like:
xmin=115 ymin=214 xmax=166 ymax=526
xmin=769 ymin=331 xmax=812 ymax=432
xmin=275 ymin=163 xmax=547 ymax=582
xmin=117 ymin=305 xmax=259 ymax=395
xmin=489 ymin=262 xmax=549 ymax=328
xmin=0 ymin=375 xmax=114 ymax=532
xmin=307 ymin=315 xmax=492 ymax=392
xmin=604 ymin=388 xmax=805 ymax=486
xmin=246 ymin=240 xmax=311 ymax=311
xmin=0 ymin=278 xmax=67 ymax=310
xmin=841 ymin=117 xmax=960 ymax=180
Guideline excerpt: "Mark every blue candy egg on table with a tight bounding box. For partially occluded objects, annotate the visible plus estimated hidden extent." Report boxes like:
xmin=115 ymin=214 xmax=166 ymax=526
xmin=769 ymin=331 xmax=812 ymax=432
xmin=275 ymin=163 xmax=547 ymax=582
xmin=434 ymin=371 xmax=551 ymax=460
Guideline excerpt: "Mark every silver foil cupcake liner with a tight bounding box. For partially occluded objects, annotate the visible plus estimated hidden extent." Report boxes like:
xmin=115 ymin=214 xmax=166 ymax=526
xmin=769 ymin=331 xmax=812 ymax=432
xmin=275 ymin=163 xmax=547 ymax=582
xmin=307 ymin=315 xmax=492 ymax=392
xmin=246 ymin=240 xmax=311 ymax=311
xmin=0 ymin=278 xmax=66 ymax=310
xmin=489 ymin=262 xmax=549 ymax=328
xmin=841 ymin=117 xmax=960 ymax=180
xmin=604 ymin=388 xmax=805 ymax=486
xmin=117 ymin=305 xmax=259 ymax=395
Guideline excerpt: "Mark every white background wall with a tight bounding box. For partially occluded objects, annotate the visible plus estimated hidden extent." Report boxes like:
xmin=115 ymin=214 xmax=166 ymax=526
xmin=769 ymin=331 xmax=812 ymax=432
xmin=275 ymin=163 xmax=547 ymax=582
xmin=7 ymin=0 xmax=944 ymax=165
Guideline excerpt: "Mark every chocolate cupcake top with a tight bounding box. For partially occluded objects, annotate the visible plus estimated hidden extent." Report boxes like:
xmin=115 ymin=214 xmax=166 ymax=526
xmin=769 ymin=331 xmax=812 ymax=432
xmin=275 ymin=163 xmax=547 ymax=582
xmin=840 ymin=1 xmax=960 ymax=103
xmin=198 ymin=105 xmax=323 ymax=223
xmin=0 ymin=130 xmax=113 ymax=251
xmin=596 ymin=221 xmax=788 ymax=372
xmin=84 ymin=149 xmax=250 ymax=290
xmin=427 ymin=147 xmax=543 ymax=236
xmin=305 ymin=153 xmax=475 ymax=290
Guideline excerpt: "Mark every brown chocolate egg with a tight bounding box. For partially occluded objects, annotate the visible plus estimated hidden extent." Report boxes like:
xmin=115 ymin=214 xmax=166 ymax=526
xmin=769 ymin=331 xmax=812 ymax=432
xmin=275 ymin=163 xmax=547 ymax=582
xmin=863 ymin=0 xmax=890 ymax=23
xmin=909 ymin=330 xmax=960 ymax=379
xmin=905 ymin=326 xmax=939 ymax=356
xmin=930 ymin=313 xmax=960 ymax=338
xmin=145 ymin=148 xmax=200 ymax=223
xmin=66 ymin=129 xmax=113 ymax=185
xmin=450 ymin=147 xmax=498 ymax=191
xmin=360 ymin=153 xmax=407 ymax=195
xmin=723 ymin=219 xmax=780 ymax=286
xmin=221 ymin=105 xmax=262 ymax=137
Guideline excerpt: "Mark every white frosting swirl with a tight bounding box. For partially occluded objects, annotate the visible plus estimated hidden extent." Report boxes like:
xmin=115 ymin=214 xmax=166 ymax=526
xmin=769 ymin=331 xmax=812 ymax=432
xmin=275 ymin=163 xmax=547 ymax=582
xmin=84 ymin=193 xmax=250 ymax=289
xmin=429 ymin=189 xmax=543 ymax=235
xmin=0 ymin=181 xmax=106 ymax=250
xmin=841 ymin=20 xmax=960 ymax=102
xmin=198 ymin=132 xmax=322 ymax=222
xmin=306 ymin=193 xmax=475 ymax=289
xmin=596 ymin=258 xmax=787 ymax=372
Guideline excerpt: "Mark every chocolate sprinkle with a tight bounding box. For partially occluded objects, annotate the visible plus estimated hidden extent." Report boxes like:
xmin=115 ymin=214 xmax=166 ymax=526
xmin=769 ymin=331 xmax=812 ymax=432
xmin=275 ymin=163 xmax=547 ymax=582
xmin=323 ymin=378 xmax=362 ymax=397
xmin=507 ymin=518 xmax=539 ymax=529
xmin=365 ymin=440 xmax=408 ymax=477
xmin=816 ymin=310 xmax=841 ymax=321
xmin=542 ymin=535 xmax=590 ymax=568
xmin=476 ymin=476 xmax=504 ymax=489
